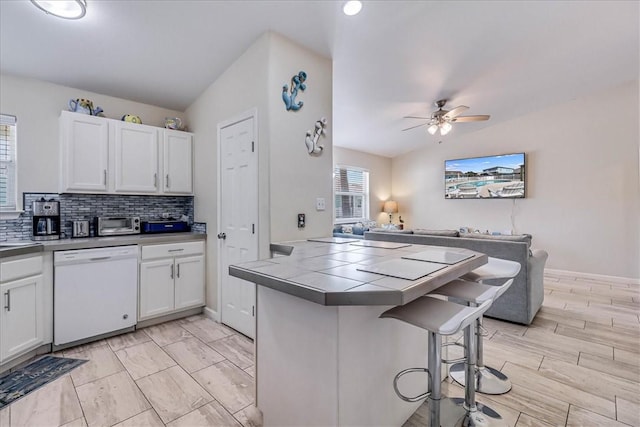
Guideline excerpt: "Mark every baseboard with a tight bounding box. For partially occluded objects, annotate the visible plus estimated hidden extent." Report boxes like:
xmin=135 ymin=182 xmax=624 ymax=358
xmin=203 ymin=306 xmax=220 ymax=322
xmin=545 ymin=268 xmax=640 ymax=285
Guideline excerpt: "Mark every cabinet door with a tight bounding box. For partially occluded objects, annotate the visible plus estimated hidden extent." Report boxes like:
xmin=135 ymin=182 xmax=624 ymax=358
xmin=163 ymin=130 xmax=193 ymax=194
xmin=60 ymin=112 xmax=109 ymax=192
xmin=114 ymin=122 xmax=159 ymax=193
xmin=1 ymin=275 xmax=44 ymax=362
xmin=139 ymin=259 xmax=175 ymax=320
xmin=174 ymin=255 xmax=205 ymax=310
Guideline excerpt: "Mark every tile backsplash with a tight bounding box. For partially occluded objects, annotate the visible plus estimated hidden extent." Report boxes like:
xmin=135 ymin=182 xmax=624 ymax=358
xmin=1 ymin=193 xmax=196 ymax=241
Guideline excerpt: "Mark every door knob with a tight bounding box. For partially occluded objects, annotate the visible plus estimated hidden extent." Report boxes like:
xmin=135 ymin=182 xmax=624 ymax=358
xmin=217 ymin=232 xmax=227 ymax=240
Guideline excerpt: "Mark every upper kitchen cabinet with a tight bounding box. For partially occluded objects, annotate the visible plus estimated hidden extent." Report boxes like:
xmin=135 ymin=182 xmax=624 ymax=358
xmin=59 ymin=111 xmax=109 ymax=192
xmin=163 ymin=130 xmax=193 ymax=194
xmin=59 ymin=111 xmax=194 ymax=195
xmin=113 ymin=121 xmax=159 ymax=193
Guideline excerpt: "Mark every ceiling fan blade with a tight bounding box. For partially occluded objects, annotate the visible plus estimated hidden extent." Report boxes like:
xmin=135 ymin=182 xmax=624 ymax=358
xmin=403 ymin=115 xmax=432 ymax=120
xmin=443 ymin=105 xmax=469 ymax=120
xmin=452 ymin=115 xmax=490 ymax=122
xmin=401 ymin=122 xmax=430 ymax=131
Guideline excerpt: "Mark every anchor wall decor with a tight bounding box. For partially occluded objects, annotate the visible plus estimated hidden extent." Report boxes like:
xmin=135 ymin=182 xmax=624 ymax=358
xmin=305 ymin=117 xmax=327 ymax=156
xmin=282 ymin=71 xmax=307 ymax=111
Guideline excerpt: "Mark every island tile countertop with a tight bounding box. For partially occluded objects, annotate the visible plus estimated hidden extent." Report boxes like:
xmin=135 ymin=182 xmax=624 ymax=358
xmin=229 ymin=238 xmax=488 ymax=306
xmin=0 ymin=232 xmax=206 ymax=258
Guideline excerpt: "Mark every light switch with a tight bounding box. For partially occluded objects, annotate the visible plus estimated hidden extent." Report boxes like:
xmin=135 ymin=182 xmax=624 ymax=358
xmin=316 ymin=198 xmax=326 ymax=211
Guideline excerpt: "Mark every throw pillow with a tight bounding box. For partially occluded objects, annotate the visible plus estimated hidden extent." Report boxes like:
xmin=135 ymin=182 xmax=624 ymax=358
xmin=342 ymin=225 xmax=353 ymax=234
xmin=333 ymin=225 xmax=343 ymax=233
xmin=352 ymin=225 xmax=365 ymax=235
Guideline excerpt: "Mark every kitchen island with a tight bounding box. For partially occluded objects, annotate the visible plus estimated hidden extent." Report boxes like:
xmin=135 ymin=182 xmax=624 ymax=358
xmin=229 ymin=238 xmax=487 ymax=426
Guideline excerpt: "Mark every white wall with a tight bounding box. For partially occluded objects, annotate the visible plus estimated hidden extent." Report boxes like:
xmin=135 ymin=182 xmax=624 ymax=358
xmin=333 ymin=147 xmax=392 ymax=225
xmin=185 ymin=33 xmax=271 ymax=310
xmin=392 ymin=80 xmax=639 ymax=279
xmin=267 ymin=33 xmax=333 ymax=242
xmin=0 ymin=74 xmax=182 ymax=200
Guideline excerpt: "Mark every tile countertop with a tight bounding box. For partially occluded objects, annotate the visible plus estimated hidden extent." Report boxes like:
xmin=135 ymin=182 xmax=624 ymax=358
xmin=229 ymin=238 xmax=488 ymax=306
xmin=0 ymin=232 xmax=206 ymax=258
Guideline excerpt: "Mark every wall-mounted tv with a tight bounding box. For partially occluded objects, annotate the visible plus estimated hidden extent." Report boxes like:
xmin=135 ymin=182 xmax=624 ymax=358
xmin=445 ymin=153 xmax=526 ymax=199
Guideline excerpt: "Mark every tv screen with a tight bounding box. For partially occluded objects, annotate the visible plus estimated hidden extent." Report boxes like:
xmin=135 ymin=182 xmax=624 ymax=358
xmin=445 ymin=153 xmax=525 ymax=199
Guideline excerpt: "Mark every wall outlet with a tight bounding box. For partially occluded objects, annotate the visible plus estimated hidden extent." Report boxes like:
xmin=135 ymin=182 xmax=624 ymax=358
xmin=298 ymin=213 xmax=305 ymax=228
xmin=316 ymin=198 xmax=326 ymax=211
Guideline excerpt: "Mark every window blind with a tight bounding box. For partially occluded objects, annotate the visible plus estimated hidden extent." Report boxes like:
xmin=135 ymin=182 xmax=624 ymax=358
xmin=333 ymin=166 xmax=369 ymax=222
xmin=0 ymin=114 xmax=17 ymax=211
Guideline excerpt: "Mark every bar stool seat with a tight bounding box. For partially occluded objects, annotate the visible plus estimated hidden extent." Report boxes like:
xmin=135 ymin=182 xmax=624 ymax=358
xmin=380 ymin=296 xmax=492 ymax=427
xmin=439 ymin=257 xmax=521 ymax=396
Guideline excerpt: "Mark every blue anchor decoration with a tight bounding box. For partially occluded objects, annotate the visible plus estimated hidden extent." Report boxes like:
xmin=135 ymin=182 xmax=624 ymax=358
xmin=305 ymin=117 xmax=327 ymax=155
xmin=282 ymin=71 xmax=307 ymax=111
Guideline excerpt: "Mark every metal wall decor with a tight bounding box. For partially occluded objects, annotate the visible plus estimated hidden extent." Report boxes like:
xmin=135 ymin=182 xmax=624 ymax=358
xmin=282 ymin=71 xmax=307 ymax=111
xmin=305 ymin=117 xmax=327 ymax=155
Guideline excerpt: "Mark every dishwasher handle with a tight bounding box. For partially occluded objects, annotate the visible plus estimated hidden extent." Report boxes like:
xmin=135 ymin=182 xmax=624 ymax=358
xmin=89 ymin=256 xmax=112 ymax=262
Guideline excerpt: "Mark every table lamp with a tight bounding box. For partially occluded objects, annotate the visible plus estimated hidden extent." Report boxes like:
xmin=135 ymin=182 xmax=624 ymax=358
xmin=383 ymin=200 xmax=398 ymax=224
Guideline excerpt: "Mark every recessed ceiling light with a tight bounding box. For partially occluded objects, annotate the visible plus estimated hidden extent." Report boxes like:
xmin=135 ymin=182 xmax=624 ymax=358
xmin=343 ymin=1 xmax=362 ymax=16
xmin=31 ymin=0 xmax=87 ymax=20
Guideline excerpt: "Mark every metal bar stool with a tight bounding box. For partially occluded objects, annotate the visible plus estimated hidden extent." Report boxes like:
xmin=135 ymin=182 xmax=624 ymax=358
xmin=442 ymin=258 xmax=521 ymax=395
xmin=380 ymin=296 xmax=492 ymax=427
xmin=431 ymin=278 xmax=515 ymax=426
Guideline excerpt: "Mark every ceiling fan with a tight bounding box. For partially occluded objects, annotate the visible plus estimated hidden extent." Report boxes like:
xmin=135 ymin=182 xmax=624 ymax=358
xmin=402 ymin=99 xmax=490 ymax=136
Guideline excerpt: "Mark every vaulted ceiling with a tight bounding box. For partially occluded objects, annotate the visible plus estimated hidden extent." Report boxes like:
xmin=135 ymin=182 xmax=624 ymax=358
xmin=1 ymin=1 xmax=637 ymax=157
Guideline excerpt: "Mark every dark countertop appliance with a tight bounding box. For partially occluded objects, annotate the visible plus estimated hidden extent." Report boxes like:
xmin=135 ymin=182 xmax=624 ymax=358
xmin=142 ymin=220 xmax=190 ymax=234
xmin=32 ymin=198 xmax=60 ymax=241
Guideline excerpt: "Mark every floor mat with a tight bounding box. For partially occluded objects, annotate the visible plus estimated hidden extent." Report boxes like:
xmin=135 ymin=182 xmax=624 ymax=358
xmin=0 ymin=355 xmax=87 ymax=409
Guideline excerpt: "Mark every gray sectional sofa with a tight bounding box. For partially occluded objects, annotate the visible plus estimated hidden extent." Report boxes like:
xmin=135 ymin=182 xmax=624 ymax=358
xmin=364 ymin=229 xmax=548 ymax=325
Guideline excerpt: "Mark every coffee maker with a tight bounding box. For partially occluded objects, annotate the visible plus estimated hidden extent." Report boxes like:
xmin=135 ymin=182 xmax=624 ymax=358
xmin=32 ymin=198 xmax=60 ymax=241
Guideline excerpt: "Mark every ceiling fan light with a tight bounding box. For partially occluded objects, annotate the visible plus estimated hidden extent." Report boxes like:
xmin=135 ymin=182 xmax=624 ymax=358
xmin=427 ymin=124 xmax=438 ymax=135
xmin=343 ymin=1 xmax=363 ymax=16
xmin=440 ymin=122 xmax=452 ymax=135
xmin=31 ymin=0 xmax=87 ymax=19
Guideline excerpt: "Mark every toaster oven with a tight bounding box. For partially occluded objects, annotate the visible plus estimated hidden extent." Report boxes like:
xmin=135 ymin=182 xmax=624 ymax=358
xmin=95 ymin=216 xmax=141 ymax=236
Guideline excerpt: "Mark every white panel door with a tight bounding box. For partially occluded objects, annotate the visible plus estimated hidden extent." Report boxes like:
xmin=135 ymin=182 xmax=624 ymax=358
xmin=139 ymin=259 xmax=175 ymax=320
xmin=0 ymin=275 xmax=44 ymax=362
xmin=114 ymin=122 xmax=159 ymax=193
xmin=163 ymin=130 xmax=193 ymax=194
xmin=61 ymin=112 xmax=109 ymax=192
xmin=219 ymin=116 xmax=258 ymax=338
xmin=175 ymin=255 xmax=205 ymax=310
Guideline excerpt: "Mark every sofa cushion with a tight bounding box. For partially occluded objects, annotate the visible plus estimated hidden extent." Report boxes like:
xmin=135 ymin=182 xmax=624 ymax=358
xmin=413 ymin=229 xmax=460 ymax=237
xmin=460 ymin=232 xmax=532 ymax=248
xmin=371 ymin=228 xmax=414 ymax=234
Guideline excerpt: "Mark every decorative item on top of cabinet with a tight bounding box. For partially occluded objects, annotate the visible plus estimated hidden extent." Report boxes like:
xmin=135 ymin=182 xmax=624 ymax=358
xmin=121 ymin=114 xmax=142 ymax=124
xmin=68 ymin=98 xmax=103 ymax=116
xmin=282 ymin=71 xmax=307 ymax=111
xmin=304 ymin=117 xmax=327 ymax=155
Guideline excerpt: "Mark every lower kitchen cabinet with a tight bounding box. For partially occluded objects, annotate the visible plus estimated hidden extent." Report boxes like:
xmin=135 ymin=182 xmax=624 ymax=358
xmin=0 ymin=255 xmax=45 ymax=364
xmin=139 ymin=241 xmax=205 ymax=321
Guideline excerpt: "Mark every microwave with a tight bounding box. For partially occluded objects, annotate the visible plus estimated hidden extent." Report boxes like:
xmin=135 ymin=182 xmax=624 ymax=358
xmin=95 ymin=216 xmax=141 ymax=236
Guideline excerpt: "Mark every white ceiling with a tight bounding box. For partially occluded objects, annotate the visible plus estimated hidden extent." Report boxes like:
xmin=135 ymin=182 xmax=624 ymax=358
xmin=1 ymin=1 xmax=638 ymax=158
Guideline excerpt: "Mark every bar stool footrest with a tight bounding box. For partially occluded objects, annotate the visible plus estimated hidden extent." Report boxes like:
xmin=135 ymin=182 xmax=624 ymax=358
xmin=393 ymin=368 xmax=431 ymax=402
xmin=449 ymin=363 xmax=512 ymax=395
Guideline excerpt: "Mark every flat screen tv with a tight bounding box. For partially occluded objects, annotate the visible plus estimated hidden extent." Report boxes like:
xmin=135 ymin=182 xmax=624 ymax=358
xmin=445 ymin=153 xmax=525 ymax=199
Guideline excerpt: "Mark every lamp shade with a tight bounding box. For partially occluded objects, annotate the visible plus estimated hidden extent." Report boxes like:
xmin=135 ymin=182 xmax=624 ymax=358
xmin=383 ymin=200 xmax=398 ymax=214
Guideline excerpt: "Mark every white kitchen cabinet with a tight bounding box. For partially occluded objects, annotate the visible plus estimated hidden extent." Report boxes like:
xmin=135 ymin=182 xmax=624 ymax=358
xmin=59 ymin=111 xmax=193 ymax=195
xmin=139 ymin=241 xmax=205 ymax=321
xmin=114 ymin=122 xmax=159 ymax=193
xmin=59 ymin=111 xmax=109 ymax=192
xmin=163 ymin=130 xmax=193 ymax=194
xmin=0 ymin=255 xmax=45 ymax=364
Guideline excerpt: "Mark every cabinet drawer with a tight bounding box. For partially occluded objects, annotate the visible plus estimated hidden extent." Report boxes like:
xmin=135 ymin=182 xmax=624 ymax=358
xmin=0 ymin=255 xmax=43 ymax=283
xmin=141 ymin=241 xmax=204 ymax=260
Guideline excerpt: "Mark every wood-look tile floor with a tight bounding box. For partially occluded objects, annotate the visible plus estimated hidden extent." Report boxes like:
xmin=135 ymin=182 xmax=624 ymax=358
xmin=406 ymin=273 xmax=640 ymax=427
xmin=1 ymin=273 xmax=638 ymax=426
xmin=0 ymin=316 xmax=261 ymax=427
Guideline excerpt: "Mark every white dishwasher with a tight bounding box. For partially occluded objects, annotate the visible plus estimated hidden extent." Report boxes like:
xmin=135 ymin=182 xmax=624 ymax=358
xmin=54 ymin=245 xmax=138 ymax=346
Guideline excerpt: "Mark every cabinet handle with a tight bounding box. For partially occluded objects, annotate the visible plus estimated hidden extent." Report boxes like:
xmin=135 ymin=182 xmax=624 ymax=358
xmin=154 ymin=173 xmax=158 ymax=187
xmin=166 ymin=174 xmax=170 ymax=188
xmin=4 ymin=290 xmax=10 ymax=311
xmin=103 ymin=169 xmax=107 ymax=185
xmin=168 ymin=248 xmax=184 ymax=252
xmin=177 ymin=263 xmax=180 ymax=278
xmin=170 ymin=264 xmax=174 ymax=279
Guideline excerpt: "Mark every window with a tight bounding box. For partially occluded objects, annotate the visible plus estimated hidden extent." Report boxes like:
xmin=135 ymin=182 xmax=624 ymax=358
xmin=334 ymin=165 xmax=369 ymax=223
xmin=0 ymin=114 xmax=18 ymax=213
